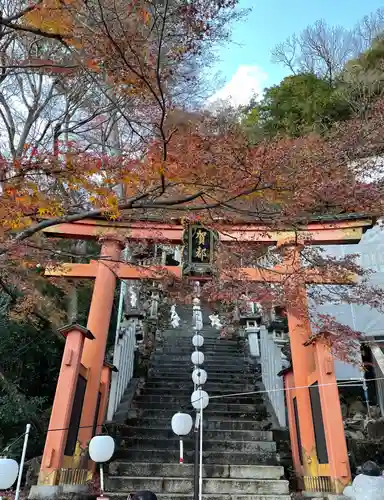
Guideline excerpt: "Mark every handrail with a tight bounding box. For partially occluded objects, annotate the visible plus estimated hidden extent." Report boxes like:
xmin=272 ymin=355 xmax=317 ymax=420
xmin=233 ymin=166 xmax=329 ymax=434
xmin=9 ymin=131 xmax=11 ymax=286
xmin=107 ymin=248 xmax=162 ymax=420
xmin=107 ymin=318 xmax=137 ymax=420
xmin=259 ymin=326 xmax=287 ymax=427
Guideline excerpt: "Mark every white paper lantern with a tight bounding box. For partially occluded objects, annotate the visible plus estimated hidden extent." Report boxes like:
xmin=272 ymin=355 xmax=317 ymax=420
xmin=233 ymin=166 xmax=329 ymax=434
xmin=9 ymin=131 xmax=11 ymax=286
xmin=191 ymin=389 xmax=209 ymax=410
xmin=0 ymin=458 xmax=19 ymax=490
xmin=192 ymin=334 xmax=204 ymax=347
xmin=191 ymin=351 xmax=204 ymax=366
xmin=192 ymin=368 xmax=207 ymax=385
xmin=89 ymin=435 xmax=115 ymax=463
xmin=171 ymin=412 xmax=193 ymax=436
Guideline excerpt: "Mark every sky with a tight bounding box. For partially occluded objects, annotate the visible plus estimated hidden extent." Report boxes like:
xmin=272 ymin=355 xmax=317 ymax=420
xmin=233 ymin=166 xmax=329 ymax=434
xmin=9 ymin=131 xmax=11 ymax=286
xmin=211 ymin=0 xmax=383 ymax=107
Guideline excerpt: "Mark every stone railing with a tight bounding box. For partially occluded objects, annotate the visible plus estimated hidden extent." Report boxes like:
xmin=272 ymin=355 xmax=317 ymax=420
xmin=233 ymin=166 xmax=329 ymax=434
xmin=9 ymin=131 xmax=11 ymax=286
xmin=107 ymin=245 xmax=172 ymax=420
xmin=107 ymin=313 xmax=138 ymax=420
xmin=107 ymin=248 xmax=143 ymax=421
xmin=369 ymin=343 xmax=384 ymax=416
xmin=259 ymin=325 xmax=288 ymax=427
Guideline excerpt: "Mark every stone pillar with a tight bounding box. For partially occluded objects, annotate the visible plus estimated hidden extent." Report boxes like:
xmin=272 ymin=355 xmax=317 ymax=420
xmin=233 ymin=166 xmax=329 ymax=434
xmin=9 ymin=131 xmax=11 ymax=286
xmin=78 ymin=237 xmax=124 ymax=450
xmin=313 ymin=338 xmax=351 ymax=492
xmin=161 ymin=248 xmax=167 ymax=265
xmin=36 ymin=324 xmax=94 ymax=486
xmin=96 ymin=362 xmax=117 ymax=435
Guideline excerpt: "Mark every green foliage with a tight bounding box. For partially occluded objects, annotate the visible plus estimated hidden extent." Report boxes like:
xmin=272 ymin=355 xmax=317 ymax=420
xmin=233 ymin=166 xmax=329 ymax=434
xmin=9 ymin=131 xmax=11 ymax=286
xmin=0 ymin=393 xmax=47 ymax=459
xmin=0 ymin=313 xmax=63 ymax=458
xmin=350 ymin=35 xmax=384 ymax=71
xmin=241 ymin=73 xmax=351 ymax=139
xmin=0 ymin=242 xmax=111 ymax=459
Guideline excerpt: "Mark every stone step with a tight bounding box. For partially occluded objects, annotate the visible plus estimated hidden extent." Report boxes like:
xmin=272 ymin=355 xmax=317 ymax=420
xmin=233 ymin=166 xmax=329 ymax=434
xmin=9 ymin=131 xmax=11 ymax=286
xmin=155 ymin=342 xmax=245 ymax=355
xmin=152 ymin=353 xmax=248 ymax=361
xmin=113 ymin=449 xmax=278 ymax=465
xmin=158 ymin=339 xmax=242 ymax=345
xmin=126 ymin=408 xmax=269 ymax=420
xmin=158 ymin=337 xmax=241 ymax=342
xmin=148 ymin=372 xmax=257 ymax=381
xmin=155 ymin=344 xmax=246 ymax=351
xmin=150 ymin=364 xmax=252 ymax=373
xmin=127 ymin=405 xmax=269 ymax=420
xmin=153 ymin=349 xmax=246 ymax=356
xmin=159 ymin=335 xmax=241 ymax=343
xmin=107 ymin=477 xmax=289 ymax=495
xmin=151 ymin=364 xmax=250 ymax=373
xmin=145 ymin=379 xmax=258 ymax=388
xmin=138 ymin=389 xmax=260 ymax=399
xmin=130 ymin=401 xmax=263 ymax=413
xmin=108 ymin=463 xmax=284 ymax=480
xmin=115 ymin=427 xmax=273 ymax=442
xmin=116 ymin=437 xmax=276 ymax=454
xmin=150 ymin=364 xmax=254 ymax=371
xmin=124 ymin=417 xmax=272 ymax=431
xmin=132 ymin=394 xmax=265 ymax=406
xmin=109 ymin=494 xmax=291 ymax=500
xmin=141 ymin=382 xmax=259 ymax=392
xmin=156 ymin=348 xmax=244 ymax=356
xmin=155 ymin=347 xmax=244 ymax=354
xmin=154 ymin=351 xmax=245 ymax=358
xmin=145 ymin=377 xmax=260 ymax=387
xmin=159 ymin=330 xmax=235 ymax=336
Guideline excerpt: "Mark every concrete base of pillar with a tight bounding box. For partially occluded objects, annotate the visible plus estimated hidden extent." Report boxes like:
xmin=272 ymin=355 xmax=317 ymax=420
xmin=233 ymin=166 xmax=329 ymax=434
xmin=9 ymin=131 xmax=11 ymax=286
xmin=29 ymin=484 xmax=88 ymax=499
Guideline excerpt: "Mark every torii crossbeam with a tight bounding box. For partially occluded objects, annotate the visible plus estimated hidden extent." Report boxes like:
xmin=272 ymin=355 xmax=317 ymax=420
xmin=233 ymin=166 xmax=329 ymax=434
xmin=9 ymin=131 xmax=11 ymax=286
xmin=45 ymin=260 xmax=355 ymax=284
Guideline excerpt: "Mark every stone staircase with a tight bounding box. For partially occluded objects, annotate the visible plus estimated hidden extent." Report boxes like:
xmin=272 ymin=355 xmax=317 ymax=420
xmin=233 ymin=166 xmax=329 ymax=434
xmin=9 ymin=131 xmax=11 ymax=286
xmin=107 ymin=309 xmax=290 ymax=500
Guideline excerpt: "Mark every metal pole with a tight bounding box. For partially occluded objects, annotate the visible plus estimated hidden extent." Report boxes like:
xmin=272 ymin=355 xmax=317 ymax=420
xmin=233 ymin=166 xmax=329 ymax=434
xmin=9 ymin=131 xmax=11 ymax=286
xmin=100 ymin=463 xmax=105 ymax=496
xmin=194 ymin=412 xmax=199 ymax=500
xmin=199 ymin=400 xmax=203 ymax=500
xmin=15 ymin=423 xmax=31 ymax=500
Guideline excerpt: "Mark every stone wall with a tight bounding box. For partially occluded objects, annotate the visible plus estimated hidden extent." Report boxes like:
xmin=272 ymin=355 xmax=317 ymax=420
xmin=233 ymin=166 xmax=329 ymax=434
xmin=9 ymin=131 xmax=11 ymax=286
xmin=340 ymin=388 xmax=384 ymax=474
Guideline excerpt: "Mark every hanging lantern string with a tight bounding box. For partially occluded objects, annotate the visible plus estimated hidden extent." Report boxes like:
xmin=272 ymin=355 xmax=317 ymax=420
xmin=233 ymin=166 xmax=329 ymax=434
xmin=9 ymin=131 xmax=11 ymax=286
xmin=0 ymin=424 xmax=110 ymax=456
xmin=0 ymin=431 xmax=28 ymax=455
xmin=182 ymin=376 xmax=381 ymax=412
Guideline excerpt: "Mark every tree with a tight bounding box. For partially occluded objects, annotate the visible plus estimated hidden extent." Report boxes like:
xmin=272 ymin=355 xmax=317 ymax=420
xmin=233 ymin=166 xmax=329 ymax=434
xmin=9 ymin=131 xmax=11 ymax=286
xmin=271 ymin=8 xmax=384 ymax=85
xmin=0 ymin=0 xmax=243 ymax=308
xmin=0 ymin=0 xmax=384 ymax=394
xmin=339 ymin=35 xmax=384 ymax=115
xmin=355 ymin=7 xmax=384 ymax=51
xmin=272 ymin=20 xmax=357 ymax=86
xmin=241 ymin=73 xmax=350 ymax=139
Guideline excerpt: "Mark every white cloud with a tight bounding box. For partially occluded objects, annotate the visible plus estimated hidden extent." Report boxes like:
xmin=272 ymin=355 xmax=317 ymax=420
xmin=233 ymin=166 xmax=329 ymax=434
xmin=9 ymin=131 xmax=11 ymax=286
xmin=209 ymin=65 xmax=268 ymax=108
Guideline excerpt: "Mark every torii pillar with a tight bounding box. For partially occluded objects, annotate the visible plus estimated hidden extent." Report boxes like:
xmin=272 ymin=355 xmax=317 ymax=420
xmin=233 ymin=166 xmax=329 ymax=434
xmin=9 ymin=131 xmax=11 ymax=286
xmin=77 ymin=236 xmax=124 ymax=450
xmin=280 ymin=244 xmax=351 ymax=493
xmin=35 ymin=235 xmax=124 ymax=492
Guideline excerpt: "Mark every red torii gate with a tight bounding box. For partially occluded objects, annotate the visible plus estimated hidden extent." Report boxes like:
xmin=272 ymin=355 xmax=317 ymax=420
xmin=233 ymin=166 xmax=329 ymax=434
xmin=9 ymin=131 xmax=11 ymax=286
xmin=34 ymin=216 xmax=373 ymax=495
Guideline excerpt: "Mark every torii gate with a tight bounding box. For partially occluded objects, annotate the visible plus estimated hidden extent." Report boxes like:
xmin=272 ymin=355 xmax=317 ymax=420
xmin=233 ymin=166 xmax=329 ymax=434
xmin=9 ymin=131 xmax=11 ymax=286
xmin=34 ymin=215 xmax=374 ymax=495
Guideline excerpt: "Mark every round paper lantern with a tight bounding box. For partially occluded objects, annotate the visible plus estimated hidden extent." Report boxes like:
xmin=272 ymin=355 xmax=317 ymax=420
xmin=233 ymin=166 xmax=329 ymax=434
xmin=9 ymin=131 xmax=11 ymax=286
xmin=89 ymin=435 xmax=115 ymax=463
xmin=171 ymin=412 xmax=193 ymax=436
xmin=192 ymin=334 xmax=204 ymax=348
xmin=191 ymin=389 xmax=209 ymax=410
xmin=0 ymin=458 xmax=19 ymax=490
xmin=192 ymin=368 xmax=207 ymax=385
xmin=191 ymin=351 xmax=204 ymax=366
